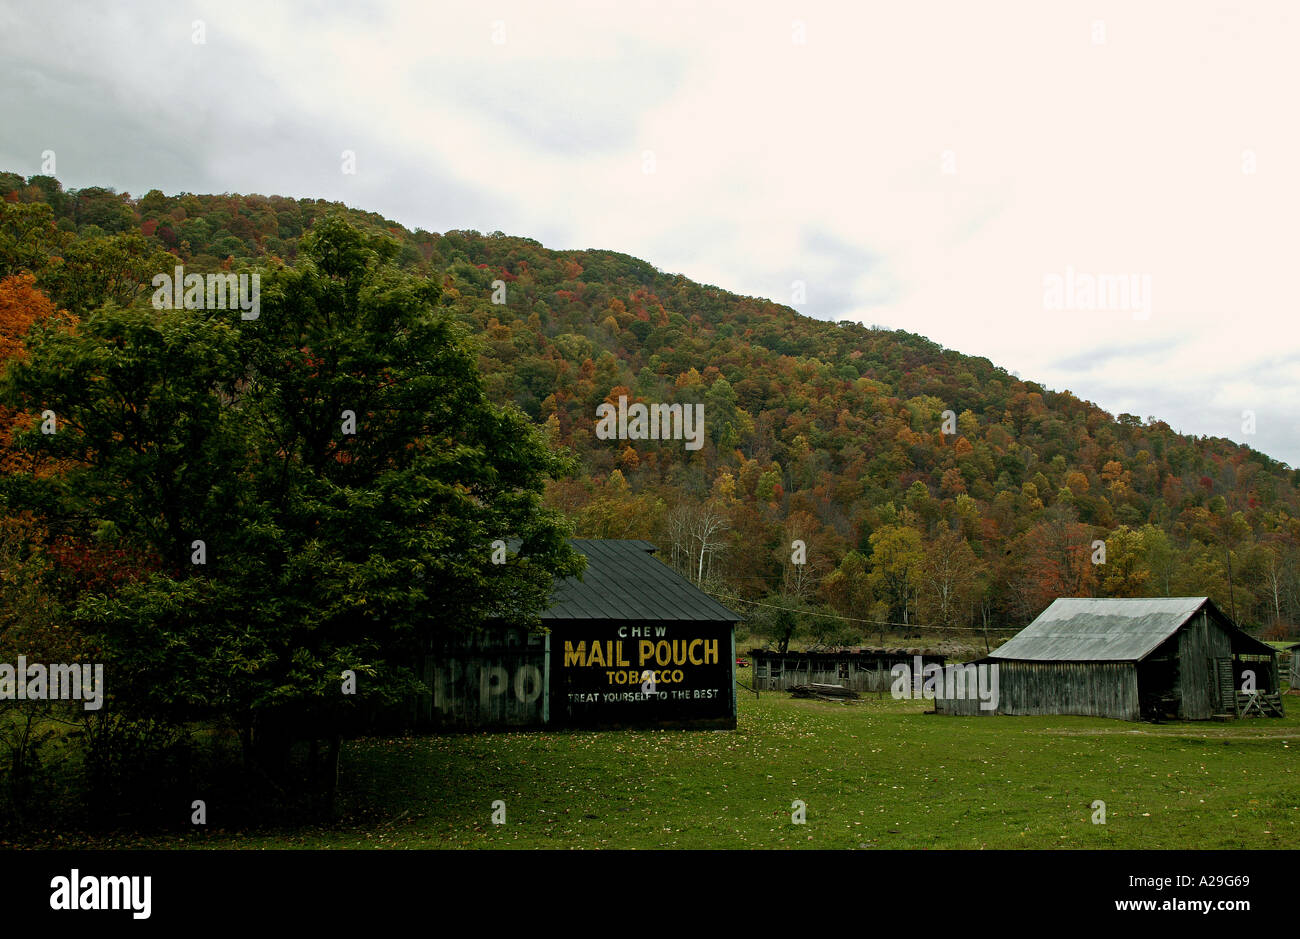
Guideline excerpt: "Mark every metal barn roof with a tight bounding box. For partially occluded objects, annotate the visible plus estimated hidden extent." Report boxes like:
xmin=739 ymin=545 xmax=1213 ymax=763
xmin=543 ymin=539 xmax=741 ymax=623
xmin=991 ymin=597 xmax=1231 ymax=663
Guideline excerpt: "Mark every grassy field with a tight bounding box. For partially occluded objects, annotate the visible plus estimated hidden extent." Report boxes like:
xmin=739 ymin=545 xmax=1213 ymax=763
xmin=48 ymin=686 xmax=1300 ymax=850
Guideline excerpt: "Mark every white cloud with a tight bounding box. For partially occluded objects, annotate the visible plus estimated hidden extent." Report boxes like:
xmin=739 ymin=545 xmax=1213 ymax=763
xmin=2 ymin=0 xmax=1297 ymax=464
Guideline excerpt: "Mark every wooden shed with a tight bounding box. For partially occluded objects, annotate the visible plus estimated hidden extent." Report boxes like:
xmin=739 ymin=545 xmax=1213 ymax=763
xmin=935 ymin=597 xmax=1283 ymax=721
xmin=1286 ymin=643 xmax=1299 ymax=694
xmin=749 ymin=648 xmax=946 ymax=693
xmin=413 ymin=539 xmax=741 ymax=730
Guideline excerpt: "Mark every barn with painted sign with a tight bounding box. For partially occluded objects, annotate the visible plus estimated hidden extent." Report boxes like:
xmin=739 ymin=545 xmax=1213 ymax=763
xmin=412 ymin=539 xmax=741 ymax=730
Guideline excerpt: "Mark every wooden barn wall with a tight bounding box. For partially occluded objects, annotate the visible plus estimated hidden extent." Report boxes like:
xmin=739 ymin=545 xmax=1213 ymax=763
xmin=1176 ymin=611 xmax=1231 ymax=719
xmin=413 ymin=622 xmax=739 ymax=730
xmin=937 ymin=661 xmax=1139 ymax=720
xmin=414 ymin=630 xmax=548 ymax=729
xmin=1290 ymin=649 xmax=1299 ymax=692
xmin=752 ymin=656 xmax=943 ymax=693
xmin=932 ymin=666 xmax=998 ymax=716
xmin=548 ymin=620 xmax=736 ymax=728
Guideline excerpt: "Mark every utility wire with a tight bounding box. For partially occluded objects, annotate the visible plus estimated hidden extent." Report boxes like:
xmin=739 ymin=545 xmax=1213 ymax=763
xmin=707 ymin=591 xmax=1021 ymax=632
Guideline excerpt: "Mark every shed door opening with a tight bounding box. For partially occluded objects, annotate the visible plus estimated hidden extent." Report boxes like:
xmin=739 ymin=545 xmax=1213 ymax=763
xmin=1137 ymin=652 xmax=1179 ymax=721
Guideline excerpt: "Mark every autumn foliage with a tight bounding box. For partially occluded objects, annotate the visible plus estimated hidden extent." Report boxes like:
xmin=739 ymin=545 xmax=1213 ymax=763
xmin=0 ymin=272 xmax=63 ymax=364
xmin=1 ymin=170 xmax=1298 ymax=642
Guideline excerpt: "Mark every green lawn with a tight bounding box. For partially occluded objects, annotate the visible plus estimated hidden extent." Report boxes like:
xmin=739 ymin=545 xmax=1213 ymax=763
xmin=50 ymin=687 xmax=1300 ymax=850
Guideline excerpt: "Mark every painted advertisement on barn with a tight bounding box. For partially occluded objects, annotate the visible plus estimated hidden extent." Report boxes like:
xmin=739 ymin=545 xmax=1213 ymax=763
xmin=550 ymin=622 xmax=735 ymax=727
xmin=419 ymin=630 xmax=548 ymax=728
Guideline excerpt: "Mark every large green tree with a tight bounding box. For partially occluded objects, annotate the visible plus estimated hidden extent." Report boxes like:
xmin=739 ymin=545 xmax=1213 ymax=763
xmin=866 ymin=523 xmax=924 ymax=633
xmin=2 ymin=216 xmax=582 ymax=802
xmin=0 ymin=201 xmax=66 ymax=280
xmin=36 ymin=233 xmax=176 ymax=315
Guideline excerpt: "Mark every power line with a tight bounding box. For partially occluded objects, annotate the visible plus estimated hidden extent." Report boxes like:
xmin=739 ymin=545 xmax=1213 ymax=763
xmin=706 ymin=591 xmax=1021 ymax=632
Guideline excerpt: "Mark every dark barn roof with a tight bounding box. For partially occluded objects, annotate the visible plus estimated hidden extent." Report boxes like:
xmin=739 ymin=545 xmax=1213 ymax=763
xmin=544 ymin=539 xmax=740 ymax=623
xmin=991 ymin=597 xmax=1275 ymax=663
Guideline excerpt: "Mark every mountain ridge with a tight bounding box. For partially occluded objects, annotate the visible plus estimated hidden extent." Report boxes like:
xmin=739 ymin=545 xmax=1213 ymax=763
xmin=3 ymin=170 xmax=1298 ymax=639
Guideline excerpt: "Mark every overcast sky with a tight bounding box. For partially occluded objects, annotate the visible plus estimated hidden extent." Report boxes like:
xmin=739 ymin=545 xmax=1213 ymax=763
xmin=3 ymin=0 xmax=1298 ymax=466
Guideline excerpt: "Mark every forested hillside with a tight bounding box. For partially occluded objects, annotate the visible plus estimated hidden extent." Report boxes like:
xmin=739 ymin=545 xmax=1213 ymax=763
xmin=4 ymin=172 xmax=1298 ymax=646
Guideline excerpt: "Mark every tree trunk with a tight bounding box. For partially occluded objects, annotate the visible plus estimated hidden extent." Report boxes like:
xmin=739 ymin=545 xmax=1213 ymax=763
xmin=308 ymin=737 xmax=320 ymax=793
xmin=324 ymin=733 xmax=342 ymax=821
xmin=239 ymin=719 xmax=254 ymax=772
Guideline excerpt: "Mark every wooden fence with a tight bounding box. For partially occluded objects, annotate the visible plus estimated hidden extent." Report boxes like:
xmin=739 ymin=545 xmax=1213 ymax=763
xmin=751 ymin=653 xmax=946 ymax=693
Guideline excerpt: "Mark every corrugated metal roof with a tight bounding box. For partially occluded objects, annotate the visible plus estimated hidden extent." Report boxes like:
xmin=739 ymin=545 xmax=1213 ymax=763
xmin=990 ymin=597 xmax=1212 ymax=662
xmin=543 ymin=539 xmax=741 ymax=623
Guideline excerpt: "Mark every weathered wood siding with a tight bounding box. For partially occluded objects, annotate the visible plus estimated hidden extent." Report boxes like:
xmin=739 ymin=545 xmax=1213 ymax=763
xmin=753 ymin=656 xmax=944 ymax=693
xmin=1289 ymin=649 xmax=1299 ymax=693
xmin=414 ymin=630 xmax=548 ymax=728
xmin=753 ymin=660 xmax=892 ymax=692
xmin=937 ymin=661 xmax=1139 ymax=719
xmin=549 ymin=621 xmax=735 ymax=728
xmin=930 ymin=663 xmax=1000 ymax=716
xmin=1175 ymin=610 xmax=1231 ymax=718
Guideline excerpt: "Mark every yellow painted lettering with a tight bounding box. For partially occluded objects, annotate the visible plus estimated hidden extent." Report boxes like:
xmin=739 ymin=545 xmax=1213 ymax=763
xmin=564 ymin=641 xmax=586 ymax=668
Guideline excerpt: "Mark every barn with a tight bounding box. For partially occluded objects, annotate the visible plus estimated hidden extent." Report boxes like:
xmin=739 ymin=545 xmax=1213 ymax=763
xmin=412 ymin=539 xmax=741 ymax=730
xmin=934 ymin=597 xmax=1283 ymax=721
xmin=1286 ymin=642 xmax=1299 ymax=694
xmin=749 ymin=648 xmax=946 ymax=693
